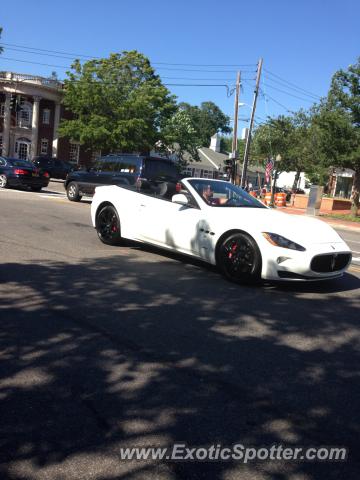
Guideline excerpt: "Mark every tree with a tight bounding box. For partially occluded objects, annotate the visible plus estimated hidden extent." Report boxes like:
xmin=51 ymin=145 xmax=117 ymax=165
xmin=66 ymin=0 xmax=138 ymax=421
xmin=58 ymin=51 xmax=177 ymax=154
xmin=158 ymin=109 xmax=200 ymax=166
xmin=252 ymin=115 xmax=296 ymax=173
xmin=324 ymin=59 xmax=360 ymax=215
xmin=0 ymin=28 xmax=3 ymax=54
xmin=178 ymin=101 xmax=231 ymax=148
xmin=253 ymin=110 xmax=337 ymax=190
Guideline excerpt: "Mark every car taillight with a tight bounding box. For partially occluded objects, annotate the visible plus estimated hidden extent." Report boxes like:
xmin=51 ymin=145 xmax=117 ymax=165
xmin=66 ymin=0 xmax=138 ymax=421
xmin=43 ymin=172 xmax=50 ymax=178
xmin=14 ymin=169 xmax=30 ymax=175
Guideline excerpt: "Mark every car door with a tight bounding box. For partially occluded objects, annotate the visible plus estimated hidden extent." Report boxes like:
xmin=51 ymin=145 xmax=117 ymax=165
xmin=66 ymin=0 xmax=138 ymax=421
xmin=78 ymin=160 xmax=109 ymax=195
xmin=136 ymin=188 xmax=208 ymax=258
xmin=52 ymin=160 xmax=64 ymax=178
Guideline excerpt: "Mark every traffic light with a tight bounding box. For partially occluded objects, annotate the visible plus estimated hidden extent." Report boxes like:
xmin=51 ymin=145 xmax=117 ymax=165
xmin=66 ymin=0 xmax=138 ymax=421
xmin=16 ymin=96 xmax=23 ymax=112
xmin=10 ymin=94 xmax=16 ymax=111
xmin=223 ymin=158 xmax=234 ymax=176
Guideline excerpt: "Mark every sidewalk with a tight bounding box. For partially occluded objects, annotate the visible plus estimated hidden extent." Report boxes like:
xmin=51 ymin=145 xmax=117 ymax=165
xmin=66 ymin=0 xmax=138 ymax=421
xmin=276 ymin=206 xmax=360 ymax=232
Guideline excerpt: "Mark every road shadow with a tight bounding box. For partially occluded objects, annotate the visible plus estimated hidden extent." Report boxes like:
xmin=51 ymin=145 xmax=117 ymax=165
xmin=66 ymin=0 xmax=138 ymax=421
xmin=0 ymin=255 xmax=359 ymax=479
xmin=125 ymin=239 xmax=360 ymax=294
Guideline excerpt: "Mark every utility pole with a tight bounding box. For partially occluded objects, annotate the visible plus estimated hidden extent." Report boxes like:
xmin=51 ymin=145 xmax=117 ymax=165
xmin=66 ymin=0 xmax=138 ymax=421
xmin=240 ymin=58 xmax=263 ymax=188
xmin=231 ymin=71 xmax=241 ymax=184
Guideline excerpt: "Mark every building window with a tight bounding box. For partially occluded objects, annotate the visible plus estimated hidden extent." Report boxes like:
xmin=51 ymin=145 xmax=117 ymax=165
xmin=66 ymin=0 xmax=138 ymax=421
xmin=16 ymin=102 xmax=32 ymax=128
xmin=40 ymin=138 xmax=49 ymax=155
xmin=0 ymin=104 xmax=4 ymax=117
xmin=69 ymin=142 xmax=80 ymax=164
xmin=42 ymin=109 xmax=50 ymax=124
xmin=0 ymin=136 xmax=2 ymax=156
xmin=202 ymin=169 xmax=214 ymax=179
xmin=182 ymin=167 xmax=194 ymax=177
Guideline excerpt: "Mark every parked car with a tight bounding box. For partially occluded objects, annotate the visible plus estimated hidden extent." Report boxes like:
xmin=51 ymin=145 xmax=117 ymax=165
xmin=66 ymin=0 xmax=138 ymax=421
xmin=64 ymin=154 xmax=180 ymax=202
xmin=32 ymin=156 xmax=74 ymax=180
xmin=90 ymin=178 xmax=352 ymax=284
xmin=0 ymin=157 xmax=50 ymax=191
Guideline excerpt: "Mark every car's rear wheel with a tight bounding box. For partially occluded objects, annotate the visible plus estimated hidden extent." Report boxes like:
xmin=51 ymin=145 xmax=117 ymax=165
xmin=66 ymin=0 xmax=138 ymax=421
xmin=95 ymin=205 xmax=122 ymax=245
xmin=217 ymin=232 xmax=262 ymax=284
xmin=67 ymin=182 xmax=82 ymax=202
xmin=0 ymin=174 xmax=8 ymax=189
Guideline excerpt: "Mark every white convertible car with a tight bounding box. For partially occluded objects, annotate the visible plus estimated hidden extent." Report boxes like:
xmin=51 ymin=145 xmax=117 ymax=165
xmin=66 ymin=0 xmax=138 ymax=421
xmin=91 ymin=178 xmax=352 ymax=283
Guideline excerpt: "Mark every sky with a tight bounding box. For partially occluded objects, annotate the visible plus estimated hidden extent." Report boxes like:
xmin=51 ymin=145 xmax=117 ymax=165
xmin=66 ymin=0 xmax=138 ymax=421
xmin=1 ymin=0 xmax=359 ymax=135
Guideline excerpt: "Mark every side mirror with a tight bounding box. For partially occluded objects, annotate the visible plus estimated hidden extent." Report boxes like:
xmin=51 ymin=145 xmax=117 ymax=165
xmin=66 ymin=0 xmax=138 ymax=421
xmin=172 ymin=193 xmax=189 ymax=205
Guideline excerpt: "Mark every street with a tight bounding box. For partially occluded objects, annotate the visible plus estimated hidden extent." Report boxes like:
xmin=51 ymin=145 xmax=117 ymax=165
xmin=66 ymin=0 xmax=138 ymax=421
xmin=0 ymin=183 xmax=360 ymax=480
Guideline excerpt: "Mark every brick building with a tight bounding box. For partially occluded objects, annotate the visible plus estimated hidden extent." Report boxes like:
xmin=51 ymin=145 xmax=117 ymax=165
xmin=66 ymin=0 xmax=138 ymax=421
xmin=0 ymin=71 xmax=92 ymax=165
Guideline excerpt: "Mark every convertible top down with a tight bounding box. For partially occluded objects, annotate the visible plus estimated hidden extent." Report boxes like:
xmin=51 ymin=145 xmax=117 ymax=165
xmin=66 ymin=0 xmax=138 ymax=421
xmin=90 ymin=178 xmax=352 ymax=284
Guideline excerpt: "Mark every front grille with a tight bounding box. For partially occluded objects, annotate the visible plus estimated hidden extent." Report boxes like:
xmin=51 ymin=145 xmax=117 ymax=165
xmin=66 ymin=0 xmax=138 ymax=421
xmin=310 ymin=253 xmax=351 ymax=273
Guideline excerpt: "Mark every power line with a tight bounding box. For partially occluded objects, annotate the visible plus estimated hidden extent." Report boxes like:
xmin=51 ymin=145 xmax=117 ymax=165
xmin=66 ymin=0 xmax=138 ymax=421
xmin=263 ymin=74 xmax=320 ymax=101
xmin=0 ymin=54 xmax=254 ymax=74
xmin=264 ymin=67 xmax=322 ymax=100
xmin=0 ymin=56 xmax=70 ymax=69
xmin=261 ymin=82 xmax=317 ymax=103
xmin=0 ymin=42 xmax=257 ymax=67
xmin=260 ymin=89 xmax=295 ymax=114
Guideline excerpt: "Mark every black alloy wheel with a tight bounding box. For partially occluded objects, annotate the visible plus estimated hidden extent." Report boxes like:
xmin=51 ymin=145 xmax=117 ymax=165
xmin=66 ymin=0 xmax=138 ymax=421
xmin=217 ymin=232 xmax=262 ymax=284
xmin=96 ymin=205 xmax=122 ymax=245
xmin=67 ymin=182 xmax=82 ymax=202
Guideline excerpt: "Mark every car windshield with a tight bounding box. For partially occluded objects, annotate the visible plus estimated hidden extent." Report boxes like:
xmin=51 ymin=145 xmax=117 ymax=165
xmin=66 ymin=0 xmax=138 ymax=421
xmin=189 ymin=179 xmax=266 ymax=208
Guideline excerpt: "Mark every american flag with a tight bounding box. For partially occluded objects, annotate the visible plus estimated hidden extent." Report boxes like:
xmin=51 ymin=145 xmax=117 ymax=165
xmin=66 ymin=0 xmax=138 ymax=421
xmin=265 ymin=158 xmax=274 ymax=183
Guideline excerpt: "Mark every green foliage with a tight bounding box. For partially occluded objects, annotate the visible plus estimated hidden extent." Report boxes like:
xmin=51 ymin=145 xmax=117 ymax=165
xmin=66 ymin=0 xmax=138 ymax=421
xmin=178 ymin=101 xmax=231 ymax=148
xmin=328 ymin=58 xmax=360 ymax=126
xmin=317 ymin=59 xmax=360 ymax=214
xmin=220 ymin=136 xmax=232 ymax=153
xmin=58 ymin=51 xmax=177 ymax=153
xmin=159 ymin=109 xmax=200 ymax=165
xmin=159 ymin=101 xmax=232 ymax=165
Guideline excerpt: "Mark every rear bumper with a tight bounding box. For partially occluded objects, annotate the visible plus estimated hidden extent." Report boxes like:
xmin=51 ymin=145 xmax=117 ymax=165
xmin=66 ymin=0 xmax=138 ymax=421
xmin=8 ymin=176 xmax=49 ymax=188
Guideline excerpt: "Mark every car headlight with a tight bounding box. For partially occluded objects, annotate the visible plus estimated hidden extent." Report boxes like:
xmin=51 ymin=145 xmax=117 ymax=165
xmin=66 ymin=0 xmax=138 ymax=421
xmin=262 ymin=232 xmax=306 ymax=251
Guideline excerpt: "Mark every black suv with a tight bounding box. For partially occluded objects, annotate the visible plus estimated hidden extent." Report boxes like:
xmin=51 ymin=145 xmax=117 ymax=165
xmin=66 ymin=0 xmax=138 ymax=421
xmin=32 ymin=157 xmax=74 ymax=180
xmin=64 ymin=154 xmax=180 ymax=202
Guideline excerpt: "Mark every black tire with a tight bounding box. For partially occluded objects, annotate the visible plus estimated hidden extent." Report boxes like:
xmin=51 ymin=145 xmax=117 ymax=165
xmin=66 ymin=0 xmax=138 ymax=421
xmin=31 ymin=186 xmax=42 ymax=192
xmin=95 ymin=205 xmax=122 ymax=246
xmin=217 ymin=232 xmax=262 ymax=284
xmin=0 ymin=174 xmax=8 ymax=189
xmin=67 ymin=181 xmax=82 ymax=202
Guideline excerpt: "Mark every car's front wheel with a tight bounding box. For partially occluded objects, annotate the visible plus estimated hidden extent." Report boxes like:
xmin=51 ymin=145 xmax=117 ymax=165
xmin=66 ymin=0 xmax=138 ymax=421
xmin=66 ymin=182 xmax=82 ymax=202
xmin=95 ymin=205 xmax=122 ymax=245
xmin=217 ymin=232 xmax=262 ymax=284
xmin=0 ymin=174 xmax=8 ymax=189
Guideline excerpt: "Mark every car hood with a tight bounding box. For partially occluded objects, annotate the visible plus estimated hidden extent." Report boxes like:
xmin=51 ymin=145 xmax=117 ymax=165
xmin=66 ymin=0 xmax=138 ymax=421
xmin=208 ymin=207 xmax=345 ymax=246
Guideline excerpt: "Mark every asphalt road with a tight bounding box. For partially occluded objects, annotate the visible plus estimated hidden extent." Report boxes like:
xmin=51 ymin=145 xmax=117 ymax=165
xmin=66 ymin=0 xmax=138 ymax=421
xmin=0 ymin=183 xmax=360 ymax=480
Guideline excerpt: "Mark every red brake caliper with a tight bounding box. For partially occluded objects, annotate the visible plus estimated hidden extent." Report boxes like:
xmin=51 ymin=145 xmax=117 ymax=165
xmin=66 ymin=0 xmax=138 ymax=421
xmin=111 ymin=216 xmax=117 ymax=233
xmin=228 ymin=242 xmax=237 ymax=259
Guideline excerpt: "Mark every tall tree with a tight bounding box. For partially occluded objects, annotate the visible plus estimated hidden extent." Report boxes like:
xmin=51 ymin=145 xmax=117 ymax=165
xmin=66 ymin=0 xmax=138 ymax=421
xmin=178 ymin=101 xmax=231 ymax=148
xmin=159 ymin=109 xmax=200 ymax=165
xmin=0 ymin=28 xmax=3 ymax=54
xmin=325 ymin=59 xmax=360 ymax=215
xmin=58 ymin=51 xmax=177 ymax=154
xmin=252 ymin=115 xmax=296 ymax=171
